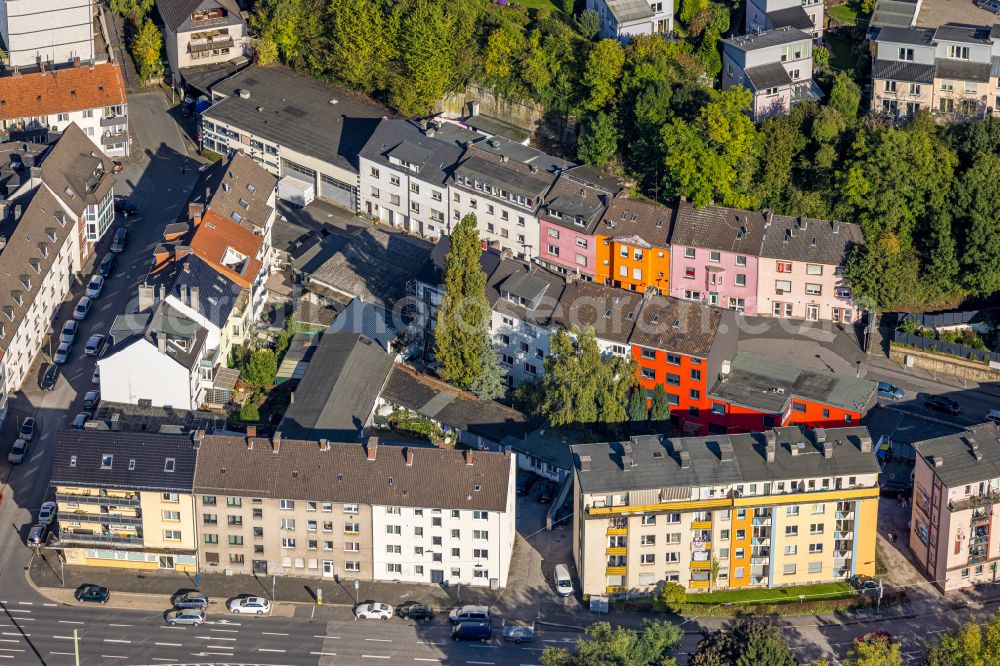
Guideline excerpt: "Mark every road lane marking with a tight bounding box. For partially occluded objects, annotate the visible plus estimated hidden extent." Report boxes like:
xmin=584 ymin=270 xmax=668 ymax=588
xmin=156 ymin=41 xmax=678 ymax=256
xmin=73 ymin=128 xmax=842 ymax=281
xmin=42 ymin=604 xmax=57 ymax=607
xmin=16 ymin=602 xmax=32 ymax=606
xmin=57 ymin=621 xmax=84 ymax=625
xmin=152 ymin=659 xmax=177 ymax=662
xmin=259 ymin=648 xmax=286 ymax=652
xmin=262 ymin=632 xmax=289 ymax=636
xmin=0 ymin=649 xmax=23 ymax=652
xmin=363 ymin=656 xmax=391 ymax=659
xmin=155 ymin=642 xmax=182 ymax=647
xmin=101 ymin=656 xmax=127 ymax=659
xmin=311 ymin=652 xmax=337 ymax=656
xmin=1 ymin=634 xmax=26 ymax=638
xmin=108 ymin=624 xmax=132 ymax=627
xmin=0 ymin=640 xmax=19 ymax=643
xmin=468 ymin=644 xmax=500 ymax=649
xmin=414 ymin=659 xmax=441 ymax=663
xmin=4 ymin=610 xmax=30 ymax=614
xmin=197 ymin=635 xmax=235 ymax=640
xmin=49 ymin=652 xmax=75 ymax=656
xmin=466 ymin=662 xmax=495 ymax=665
xmin=315 ymin=635 xmax=341 ymax=639
xmin=365 ymin=638 xmax=392 ymax=642
xmin=207 ymin=645 xmax=235 ymax=650
xmin=417 ymin=642 xmax=442 ymax=646
xmin=209 ymin=628 xmax=239 ymax=633
xmin=104 ymin=638 xmax=131 ymax=643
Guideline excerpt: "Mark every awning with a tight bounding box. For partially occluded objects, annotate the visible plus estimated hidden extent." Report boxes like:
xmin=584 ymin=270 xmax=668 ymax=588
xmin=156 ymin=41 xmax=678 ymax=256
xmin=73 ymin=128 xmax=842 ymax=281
xmin=213 ymin=367 xmax=240 ymax=391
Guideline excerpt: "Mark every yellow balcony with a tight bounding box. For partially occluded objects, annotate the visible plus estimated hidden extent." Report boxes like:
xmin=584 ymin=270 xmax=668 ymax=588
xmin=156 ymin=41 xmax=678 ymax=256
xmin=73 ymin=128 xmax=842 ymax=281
xmin=690 ymin=580 xmax=710 ymax=588
xmin=606 ymin=566 xmax=627 ymax=575
xmin=690 ymin=560 xmax=711 ymax=570
xmin=606 ymin=585 xmax=625 ymax=594
xmin=607 ymin=528 xmax=628 ymax=536
xmin=606 ymin=547 xmax=627 ymax=555
xmin=691 ymin=521 xmax=712 ymax=530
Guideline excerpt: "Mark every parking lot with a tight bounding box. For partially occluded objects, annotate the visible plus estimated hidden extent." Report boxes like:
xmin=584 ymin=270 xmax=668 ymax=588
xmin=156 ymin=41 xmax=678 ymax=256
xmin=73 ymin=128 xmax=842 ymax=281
xmin=916 ymin=0 xmax=1000 ymax=27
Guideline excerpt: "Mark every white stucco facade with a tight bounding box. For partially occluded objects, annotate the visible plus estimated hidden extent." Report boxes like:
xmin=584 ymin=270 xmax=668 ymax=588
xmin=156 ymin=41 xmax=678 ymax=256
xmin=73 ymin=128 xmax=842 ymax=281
xmin=359 ymin=157 xmax=449 ymax=241
xmin=98 ymin=338 xmax=201 ymax=410
xmin=0 ymin=0 xmax=95 ymax=68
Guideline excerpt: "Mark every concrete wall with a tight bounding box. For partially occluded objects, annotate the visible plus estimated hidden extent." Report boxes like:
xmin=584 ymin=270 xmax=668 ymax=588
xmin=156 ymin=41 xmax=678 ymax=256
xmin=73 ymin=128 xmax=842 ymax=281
xmin=438 ymin=84 xmax=542 ymax=139
xmin=889 ymin=344 xmax=1000 ymax=383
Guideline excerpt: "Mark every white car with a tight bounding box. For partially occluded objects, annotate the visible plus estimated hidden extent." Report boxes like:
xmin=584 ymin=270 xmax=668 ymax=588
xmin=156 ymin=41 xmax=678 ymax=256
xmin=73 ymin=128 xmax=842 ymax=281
xmin=227 ymin=596 xmax=270 ymax=614
xmin=85 ymin=275 xmax=105 ymax=299
xmin=7 ymin=439 xmax=27 ymax=464
xmin=37 ymin=502 xmax=56 ymax=527
xmin=60 ymin=320 xmax=78 ymax=344
xmin=354 ymin=602 xmax=394 ymax=620
xmin=73 ymin=296 xmax=92 ymax=321
xmin=91 ymin=366 xmax=100 ymax=385
xmin=53 ymin=342 xmax=72 ymax=365
xmin=84 ymin=334 xmax=106 ymax=357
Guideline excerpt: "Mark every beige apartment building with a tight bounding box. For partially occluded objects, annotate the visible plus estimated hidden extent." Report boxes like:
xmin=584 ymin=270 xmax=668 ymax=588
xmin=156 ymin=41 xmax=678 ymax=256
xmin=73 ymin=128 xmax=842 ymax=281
xmin=571 ymin=426 xmax=879 ymax=597
xmin=50 ymin=431 xmax=199 ymax=573
xmin=910 ymin=422 xmax=1000 ymax=592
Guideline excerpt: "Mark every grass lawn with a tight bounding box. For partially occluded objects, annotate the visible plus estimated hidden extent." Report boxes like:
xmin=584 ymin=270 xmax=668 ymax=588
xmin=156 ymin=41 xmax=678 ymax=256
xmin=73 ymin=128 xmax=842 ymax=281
xmin=685 ymin=581 xmax=854 ymax=605
xmin=825 ymin=33 xmax=857 ymax=74
xmin=828 ymin=3 xmax=859 ymax=24
xmin=515 ymin=0 xmax=563 ymax=11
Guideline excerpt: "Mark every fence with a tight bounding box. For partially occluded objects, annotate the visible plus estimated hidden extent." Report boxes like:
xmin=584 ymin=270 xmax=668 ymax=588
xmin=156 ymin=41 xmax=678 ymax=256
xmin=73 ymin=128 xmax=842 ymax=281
xmin=893 ymin=331 xmax=1000 ymax=365
xmin=899 ymin=310 xmax=990 ymax=329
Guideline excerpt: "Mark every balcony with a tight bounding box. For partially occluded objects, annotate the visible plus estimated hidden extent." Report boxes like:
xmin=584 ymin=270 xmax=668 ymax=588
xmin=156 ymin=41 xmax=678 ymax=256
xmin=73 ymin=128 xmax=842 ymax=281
xmin=836 ymin=511 xmax=854 ymax=520
xmin=606 ymin=566 xmax=627 ymax=575
xmin=690 ymin=560 xmax=711 ymax=570
xmin=835 ymin=531 xmax=853 ymax=540
xmin=188 ymin=38 xmax=235 ymax=54
xmin=691 ymin=520 xmax=712 ymax=530
xmin=606 ymin=547 xmax=627 ymax=555
xmin=607 ymin=527 xmax=628 ymax=536
xmin=971 ymin=514 xmax=991 ymax=526
xmin=690 ymin=580 xmax=710 ymax=589
xmin=57 ymin=531 xmax=144 ymax=547
xmin=752 ymin=516 xmax=771 ymax=526
xmin=57 ymin=493 xmax=140 ymax=507
xmin=693 ymin=541 xmax=712 ymax=552
xmin=606 ymin=585 xmax=625 ymax=595
xmin=64 ymin=512 xmax=142 ymax=527
xmin=100 ymin=115 xmax=127 ymax=128
xmin=970 ymin=553 xmax=987 ymax=564
xmin=752 ymin=537 xmax=770 ymax=547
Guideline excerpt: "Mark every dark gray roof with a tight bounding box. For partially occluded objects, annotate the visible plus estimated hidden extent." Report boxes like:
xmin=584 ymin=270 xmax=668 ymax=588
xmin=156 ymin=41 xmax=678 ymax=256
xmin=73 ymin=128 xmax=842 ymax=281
xmin=359 ymin=119 xmax=479 ymax=187
xmin=708 ymin=352 xmax=876 ymax=414
xmin=498 ymin=270 xmax=552 ymax=303
xmin=278 ymin=332 xmax=394 ymax=442
xmin=501 ymin=427 xmax=592 ymax=472
xmin=464 ymin=136 xmax=570 ymax=178
xmin=39 ymin=122 xmax=115 ymax=217
xmin=381 ymin=365 xmax=530 ymax=444
xmin=387 ymin=141 xmax=434 ymax=167
xmin=871 ymin=59 xmax=937 ymax=83
xmin=551 ymin=281 xmax=643 ymax=346
xmin=157 ymin=0 xmax=242 ymax=33
xmin=328 ymin=299 xmax=403 ymax=351
xmin=463 ymin=115 xmax=529 ymax=143
xmin=914 ymin=422 xmax=1000 ymax=488
xmin=767 ymin=6 xmax=814 ymax=30
xmin=933 ymin=23 xmax=994 ymax=44
xmin=606 ymin=0 xmax=655 ymax=23
xmin=595 ymin=196 xmax=675 ymax=250
xmin=760 ymin=214 xmax=864 ymax=265
xmin=193 ymin=437 xmax=513 ymax=511
xmin=179 ymin=60 xmax=248 ymax=96
xmin=870 ymin=0 xmax=921 ymax=29
xmin=572 ymin=425 xmax=878 ymax=494
xmin=170 ymin=254 xmax=245 ymax=328
xmin=454 ymin=154 xmax=554 ymax=200
xmin=413 ymin=237 xmax=504 ymax=289
xmin=744 ymin=63 xmax=794 ymax=91
xmin=992 ymin=56 xmax=1000 ymax=78
xmin=205 ymin=65 xmax=392 ymax=174
xmin=51 ymin=430 xmax=198 ymax=492
xmin=540 ymin=168 xmax=622 ymax=233
xmin=874 ymin=26 xmax=934 ymax=45
xmin=488 ymin=259 xmax=565 ymax=323
xmin=935 ymin=58 xmax=991 ymax=82
xmin=189 ymin=152 xmax=276 ymax=232
xmin=628 ymin=295 xmax=723 ymax=359
xmin=143 ymin=304 xmax=209 ymax=371
xmin=723 ymin=26 xmax=812 ymax=51
xmin=671 ymin=200 xmax=767 ymax=255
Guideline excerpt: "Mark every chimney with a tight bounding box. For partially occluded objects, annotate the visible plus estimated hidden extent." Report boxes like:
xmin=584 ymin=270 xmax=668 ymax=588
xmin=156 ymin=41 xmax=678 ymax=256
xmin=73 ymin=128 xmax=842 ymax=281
xmin=832 ymin=221 xmax=840 ymax=234
xmin=157 ymin=332 xmax=167 ymax=353
xmin=464 ymin=449 xmax=474 ymax=466
xmin=366 ymin=437 xmax=378 ymax=461
xmin=110 ymin=413 xmax=121 ymax=431
xmin=766 ymin=442 xmax=775 ymax=462
xmin=39 ymin=61 xmax=46 ymax=75
xmin=205 ymin=186 xmax=211 ymax=201
xmin=622 ymin=454 xmax=633 ymax=470
xmin=814 ymin=427 xmax=827 ymax=444
xmin=183 ymin=262 xmax=191 ymax=275
xmin=932 ymin=456 xmax=944 ymax=468
xmin=73 ymin=56 xmax=80 ymax=68
xmin=191 ymin=429 xmax=204 ymax=447
xmin=246 ymin=425 xmax=257 ymax=447
xmin=579 ymin=454 xmax=591 ymax=472
xmin=11 ymin=68 xmax=20 ymax=78
xmin=822 ymin=441 xmax=833 ymax=459
xmin=405 ymin=448 xmax=414 ymax=466
xmin=271 ymin=431 xmax=282 ymax=453
xmin=190 ymin=286 xmax=200 ymax=311
xmin=791 ymin=442 xmax=804 ymax=456
xmin=719 ymin=440 xmax=734 ymax=463
xmin=678 ymin=450 xmax=690 ymax=469
xmin=290 ymin=391 xmax=295 ymax=404
xmin=859 ymin=435 xmax=872 ymax=453
xmin=188 ymin=202 xmax=204 ymax=224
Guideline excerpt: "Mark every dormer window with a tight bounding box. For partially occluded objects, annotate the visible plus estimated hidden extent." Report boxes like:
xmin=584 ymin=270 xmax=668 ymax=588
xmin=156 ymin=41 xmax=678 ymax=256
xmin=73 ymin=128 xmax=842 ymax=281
xmin=247 ymin=184 xmax=256 ymax=194
xmin=19 ymin=275 xmax=30 ymax=289
xmin=45 ymin=228 xmax=57 ymax=242
xmin=11 ymin=291 xmax=22 ymax=306
xmin=164 ymin=458 xmax=176 ymax=472
xmin=231 ymin=211 xmax=242 ymax=223
xmin=239 ymin=198 xmax=249 ymax=209
xmin=37 ymin=243 xmax=48 ymax=258
xmin=223 ymin=183 xmax=231 ymax=193
xmin=29 ymin=258 xmax=40 ymax=273
xmin=101 ymin=454 xmax=113 ymax=469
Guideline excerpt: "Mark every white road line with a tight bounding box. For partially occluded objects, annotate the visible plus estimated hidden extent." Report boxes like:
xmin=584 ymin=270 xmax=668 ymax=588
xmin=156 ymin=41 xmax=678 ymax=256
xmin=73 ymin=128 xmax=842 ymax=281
xmin=1 ymin=634 xmax=26 ymax=638
xmin=152 ymin=659 xmax=178 ymax=662
xmin=311 ymin=652 xmax=338 ymax=656
xmin=417 ymin=641 xmax=443 ymax=645
xmin=1 ymin=618 xmax=32 ymax=622
xmin=0 ymin=649 xmax=24 ymax=652
xmin=5 ymin=610 xmax=30 ymax=614
xmin=262 ymin=631 xmax=289 ymax=636
xmin=104 ymin=638 xmax=131 ymax=643
xmin=414 ymin=659 xmax=441 ymax=663
xmin=467 ymin=661 xmax=495 ymax=665
xmin=315 ymin=635 xmax=342 ymax=639
xmin=0 ymin=654 xmax=12 ymax=659
xmin=363 ymin=656 xmax=391 ymax=660
xmin=259 ymin=648 xmax=286 ymax=652
xmin=52 ymin=636 xmax=74 ymax=640
xmin=49 ymin=652 xmax=75 ymax=656
xmin=207 ymin=645 xmax=235 ymax=650
xmin=365 ymin=638 xmax=392 ymax=642
xmin=154 ymin=642 xmax=182 ymax=647
xmin=42 ymin=604 xmax=57 ymax=607
xmin=100 ymin=656 xmax=127 ymax=659
xmin=108 ymin=624 xmax=132 ymax=627
xmin=197 ymin=635 xmax=236 ymax=641
xmin=57 ymin=621 xmax=84 ymax=625
xmin=0 ymin=640 xmax=19 ymax=643
xmin=209 ymin=628 xmax=239 ymax=633
xmin=16 ymin=602 xmax=32 ymax=606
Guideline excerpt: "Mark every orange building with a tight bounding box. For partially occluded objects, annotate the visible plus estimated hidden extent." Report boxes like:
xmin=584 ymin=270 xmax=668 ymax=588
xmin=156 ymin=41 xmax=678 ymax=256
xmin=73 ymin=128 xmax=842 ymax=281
xmin=594 ymin=197 xmax=674 ymax=294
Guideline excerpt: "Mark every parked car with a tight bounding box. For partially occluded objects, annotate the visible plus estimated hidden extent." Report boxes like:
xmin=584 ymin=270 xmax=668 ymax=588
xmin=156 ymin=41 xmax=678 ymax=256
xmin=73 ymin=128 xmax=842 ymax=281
xmin=396 ymin=601 xmax=433 ymax=621
xmin=173 ymin=592 xmax=209 ymax=610
xmin=516 ymin=472 xmax=538 ymax=497
xmin=877 ymin=382 xmax=905 ymax=401
xmin=73 ymin=296 xmax=92 ymax=321
xmin=72 ymin=413 xmax=89 ymax=429
xmin=98 ymin=252 xmax=117 ymax=277
xmin=227 ymin=596 xmax=270 ymax=614
xmin=37 ymin=501 xmax=56 ymax=527
xmin=85 ymin=334 xmax=106 ymax=357
xmin=165 ymin=609 xmax=205 ymax=626
xmin=27 ymin=524 xmax=47 ymax=545
xmin=113 ymin=195 xmax=139 ymax=217
xmin=19 ymin=417 xmax=35 ymax=442
xmin=7 ymin=439 xmax=27 ymax=464
xmin=40 ymin=364 xmax=59 ymax=391
xmin=85 ymin=275 xmax=105 ymax=299
xmin=91 ymin=365 xmax=100 ymax=385
xmin=536 ymin=481 xmax=556 ymax=504
xmin=449 ymin=605 xmax=491 ymax=624
xmin=976 ymin=0 xmax=1000 ymax=13
xmin=452 ymin=621 xmax=492 ymax=642
xmin=60 ymin=320 xmax=78 ymax=344
xmin=554 ymin=564 xmax=574 ymax=597
xmin=83 ymin=390 xmax=101 ymax=411
xmin=74 ymin=585 xmax=109 ymax=604
xmin=925 ymin=395 xmax=961 ymax=416
xmin=354 ymin=602 xmax=394 ymax=620
xmin=53 ymin=342 xmax=72 ymax=364
xmin=110 ymin=228 xmax=127 ymax=253
xmin=987 ymin=409 xmax=1000 ymax=425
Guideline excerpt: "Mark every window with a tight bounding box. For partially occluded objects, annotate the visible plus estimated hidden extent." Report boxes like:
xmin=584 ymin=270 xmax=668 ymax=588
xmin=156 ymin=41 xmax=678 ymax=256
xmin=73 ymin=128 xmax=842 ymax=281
xmin=736 ymin=255 xmax=747 ymax=267
xmin=279 ymin=500 xmax=295 ymax=510
xmin=370 ymin=167 xmax=380 ymax=178
xmin=641 ymin=367 xmax=656 ymax=380
xmin=784 ymin=544 xmax=797 ymax=555
xmin=786 ymin=505 xmax=799 ymax=516
xmin=386 ymin=525 xmax=402 ymax=535
xmin=163 ymin=530 xmax=181 ymax=541
xmin=909 ymin=83 xmax=921 ymax=95
xmin=164 ymin=458 xmax=176 ymax=472
xmin=684 ymin=248 xmax=695 ymax=258
xmin=161 ymin=510 xmax=180 ymax=522
xmin=805 ymin=283 xmax=822 ymax=296
xmin=547 ymin=244 xmax=560 ymax=257
xmin=809 ymin=543 xmax=823 ymax=554
xmin=344 ymin=522 xmax=359 ymax=534
xmin=665 ymin=513 xmax=681 ymax=524
xmin=281 ymin=538 xmax=296 ymax=548
xmin=776 ymin=261 xmax=792 ymax=273
xmin=473 ymin=530 xmax=489 ymax=540
xmin=810 ymin=524 xmax=824 ymax=535
xmin=783 ymin=564 xmax=796 ymax=575
xmin=666 ymin=353 xmax=681 ymax=366
xmin=227 ymin=497 xmax=242 ymax=507
xmin=386 ymin=545 xmax=402 ymax=554
xmin=775 ymin=280 xmax=792 ymax=294
xmin=576 ymin=237 xmax=588 ymax=248
xmin=203 ymin=496 xmax=217 ymax=506
xmin=641 ymin=535 xmax=656 ymax=546
xmin=229 ymin=535 xmax=243 ymax=546
xmin=948 ymin=45 xmax=970 ymax=59
xmin=709 ymin=251 xmax=721 ymax=263
xmin=307 ymin=521 xmax=318 ymax=532
xmin=640 ymin=554 xmax=655 ymax=565
xmin=785 ymin=525 xmax=798 ymax=536
xmin=735 ymin=274 xmax=746 ymax=287
xmin=203 ymin=513 xmax=218 ymax=525
xmin=162 ymin=493 xmax=179 ymax=503
xmin=812 ymin=504 xmax=826 ymax=515
xmin=793 ymin=401 xmax=807 ymax=413
xmin=308 ymin=540 xmax=318 ymax=550
xmin=898 ymin=47 xmax=914 ymax=61
xmin=280 ymin=518 xmax=295 ymax=530
xmin=808 ymin=561 xmax=823 ymax=574
xmin=345 ymin=561 xmax=361 ymax=572
xmin=684 ymin=267 xmax=696 ymax=279
xmin=387 ymin=563 xmax=402 ymax=574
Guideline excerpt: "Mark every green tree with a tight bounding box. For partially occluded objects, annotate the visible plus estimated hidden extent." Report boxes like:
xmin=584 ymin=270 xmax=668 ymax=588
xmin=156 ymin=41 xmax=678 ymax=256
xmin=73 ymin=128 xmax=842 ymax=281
xmin=240 ymin=349 xmax=277 ymax=387
xmin=469 ymin=344 xmax=506 ymax=401
xmin=844 ymin=632 xmax=902 ymax=666
xmin=595 ymin=352 xmax=632 ymax=436
xmin=956 ymin=153 xmax=1000 ymax=295
xmin=757 ymin=113 xmax=808 ymax=209
xmin=650 ymin=384 xmax=671 ymax=432
xmin=829 ymin=72 xmax=862 ymax=121
xmin=813 ymin=44 xmax=830 ymax=69
xmin=111 ymin=0 xmax=153 ymax=23
xmin=925 ymin=612 xmax=1000 ymax=666
xmin=541 ymin=620 xmax=682 ymax=666
xmin=845 ymin=231 xmax=922 ymax=311
xmin=482 ymin=23 xmax=527 ymax=97
xmin=577 ymin=9 xmax=600 ymax=39
xmin=581 ymin=39 xmax=625 ymax=112
xmin=662 ymin=87 xmax=761 ymax=208
xmin=251 ymin=0 xmax=325 ymax=72
xmin=679 ymin=0 xmax=710 ymax=24
xmin=658 ymin=582 xmax=686 ymax=613
xmin=131 ymin=19 xmax=162 ymax=84
xmin=577 ymin=111 xmax=619 ymax=167
xmin=254 ymin=33 xmax=279 ymax=65
xmin=326 ymin=0 xmax=393 ymax=92
xmin=434 ymin=214 xmax=493 ymax=391
xmin=240 ymin=398 xmax=260 ymax=423
xmin=561 ymin=0 xmax=575 ymax=14
xmin=628 ymin=386 xmax=648 ymax=430
xmin=389 ymin=0 xmax=460 ymax=115
xmin=542 ymin=329 xmax=600 ymax=428
xmin=691 ymin=618 xmax=797 ymax=666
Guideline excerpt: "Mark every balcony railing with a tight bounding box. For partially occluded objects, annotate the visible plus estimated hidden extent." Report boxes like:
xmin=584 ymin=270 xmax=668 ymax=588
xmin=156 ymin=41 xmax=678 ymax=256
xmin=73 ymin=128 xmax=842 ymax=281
xmin=57 ymin=532 xmax=144 ymax=546
xmin=57 ymin=493 xmax=140 ymax=507
xmin=64 ymin=512 xmax=142 ymax=526
xmin=690 ymin=580 xmax=710 ymax=588
xmin=606 ymin=566 xmax=626 ymax=575
xmin=691 ymin=520 xmax=712 ymax=530
xmin=189 ymin=38 xmax=235 ymax=54
xmin=971 ymin=514 xmax=991 ymax=526
xmin=100 ymin=115 xmax=127 ymax=128
xmin=606 ymin=547 xmax=626 ymax=555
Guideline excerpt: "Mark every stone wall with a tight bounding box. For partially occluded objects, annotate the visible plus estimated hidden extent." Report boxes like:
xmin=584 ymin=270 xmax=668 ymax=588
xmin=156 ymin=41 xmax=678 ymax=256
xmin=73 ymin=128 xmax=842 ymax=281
xmin=889 ymin=343 xmax=1000 ymax=383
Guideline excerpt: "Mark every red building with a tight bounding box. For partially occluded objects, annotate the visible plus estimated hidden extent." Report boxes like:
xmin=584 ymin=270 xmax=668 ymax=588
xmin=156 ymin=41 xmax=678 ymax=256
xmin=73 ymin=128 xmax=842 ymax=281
xmin=626 ymin=295 xmax=738 ymax=434
xmin=704 ymin=352 xmax=877 ymax=434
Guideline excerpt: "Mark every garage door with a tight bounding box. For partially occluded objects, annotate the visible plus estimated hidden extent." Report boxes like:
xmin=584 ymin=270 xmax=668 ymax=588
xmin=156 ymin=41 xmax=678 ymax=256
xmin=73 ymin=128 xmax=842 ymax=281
xmin=281 ymin=158 xmax=315 ymax=183
xmin=319 ymin=173 xmax=356 ymax=210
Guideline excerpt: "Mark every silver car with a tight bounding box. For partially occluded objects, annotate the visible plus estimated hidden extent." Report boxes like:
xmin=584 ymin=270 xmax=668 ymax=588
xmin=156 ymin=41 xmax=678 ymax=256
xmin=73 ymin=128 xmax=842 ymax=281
xmin=165 ymin=609 xmax=205 ymax=626
xmin=60 ymin=320 xmax=78 ymax=344
xmin=8 ymin=439 xmax=27 ymax=464
xmin=53 ymin=342 xmax=72 ymax=365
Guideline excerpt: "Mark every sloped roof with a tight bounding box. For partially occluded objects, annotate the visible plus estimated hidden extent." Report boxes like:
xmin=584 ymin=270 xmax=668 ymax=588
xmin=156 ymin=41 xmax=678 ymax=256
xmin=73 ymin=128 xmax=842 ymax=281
xmin=189 ymin=209 xmax=263 ymax=289
xmin=628 ymin=295 xmax=722 ymax=358
xmin=359 ymin=119 xmax=480 ymax=188
xmin=190 ymin=152 xmax=276 ymax=232
xmin=723 ymin=26 xmax=812 ymax=51
xmin=597 ymin=196 xmax=675 ymax=248
xmin=157 ymin=0 xmax=242 ymax=32
xmin=767 ymin=6 xmax=814 ymax=30
xmin=745 ymin=63 xmax=794 ymax=90
xmin=760 ymin=214 xmax=864 ymax=265
xmin=0 ymin=63 xmax=127 ymax=121
xmin=914 ymin=422 xmax=1000 ymax=488
xmin=671 ymin=200 xmax=767 ymax=255
xmin=551 ymin=280 xmax=643 ymax=346
xmin=538 ymin=169 xmax=619 ymax=233
xmin=871 ymin=59 xmax=936 ymax=83
xmin=39 ymin=122 xmax=115 ymax=216
xmin=874 ymin=26 xmax=935 ymax=45
xmin=168 ymin=253 xmax=246 ymax=329
xmin=488 ymin=259 xmax=565 ymax=323
xmin=52 ymin=430 xmax=198 ymax=492
xmin=607 ymin=0 xmax=655 ymax=23
xmin=935 ymin=58 xmax=991 ymax=82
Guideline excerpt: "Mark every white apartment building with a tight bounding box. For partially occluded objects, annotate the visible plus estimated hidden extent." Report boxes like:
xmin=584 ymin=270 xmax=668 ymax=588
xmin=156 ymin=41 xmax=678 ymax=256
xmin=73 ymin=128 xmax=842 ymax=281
xmin=746 ymin=0 xmax=823 ymax=39
xmin=587 ymin=0 xmax=674 ymax=41
xmin=157 ymin=0 xmax=246 ymax=82
xmin=371 ymin=447 xmax=516 ymax=588
xmin=722 ymin=27 xmax=820 ymax=120
xmin=359 ymin=119 xmax=482 ymax=241
xmin=449 ymin=139 xmax=570 ymax=260
xmin=0 ymin=62 xmax=128 ymax=157
xmin=0 ymin=0 xmax=95 ymax=68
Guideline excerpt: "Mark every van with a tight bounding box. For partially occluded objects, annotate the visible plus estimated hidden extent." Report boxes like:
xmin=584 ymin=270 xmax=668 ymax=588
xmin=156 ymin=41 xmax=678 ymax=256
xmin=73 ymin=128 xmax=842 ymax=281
xmin=987 ymin=409 xmax=1000 ymax=425
xmin=448 ymin=605 xmax=491 ymax=624
xmin=554 ymin=564 xmax=574 ymax=596
xmin=452 ymin=621 xmax=492 ymax=642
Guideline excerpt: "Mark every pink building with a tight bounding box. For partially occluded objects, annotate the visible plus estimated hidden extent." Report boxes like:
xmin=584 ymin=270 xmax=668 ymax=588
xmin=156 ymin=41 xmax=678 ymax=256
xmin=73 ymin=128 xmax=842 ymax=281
xmin=536 ymin=166 xmax=622 ymax=279
xmin=668 ymin=201 xmax=765 ymax=313
xmin=755 ymin=214 xmax=863 ymax=323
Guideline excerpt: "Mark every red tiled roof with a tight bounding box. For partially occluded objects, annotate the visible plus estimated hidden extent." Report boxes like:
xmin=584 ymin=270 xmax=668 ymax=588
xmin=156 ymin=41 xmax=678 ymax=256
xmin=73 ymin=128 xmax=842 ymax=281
xmin=0 ymin=63 xmax=127 ymax=120
xmin=189 ymin=209 xmax=263 ymax=288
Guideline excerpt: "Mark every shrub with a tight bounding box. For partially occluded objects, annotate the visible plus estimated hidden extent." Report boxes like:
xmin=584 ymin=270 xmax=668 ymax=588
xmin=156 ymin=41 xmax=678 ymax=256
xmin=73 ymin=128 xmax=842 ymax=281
xmin=240 ymin=349 xmax=277 ymax=387
xmin=240 ymin=399 xmax=260 ymax=423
